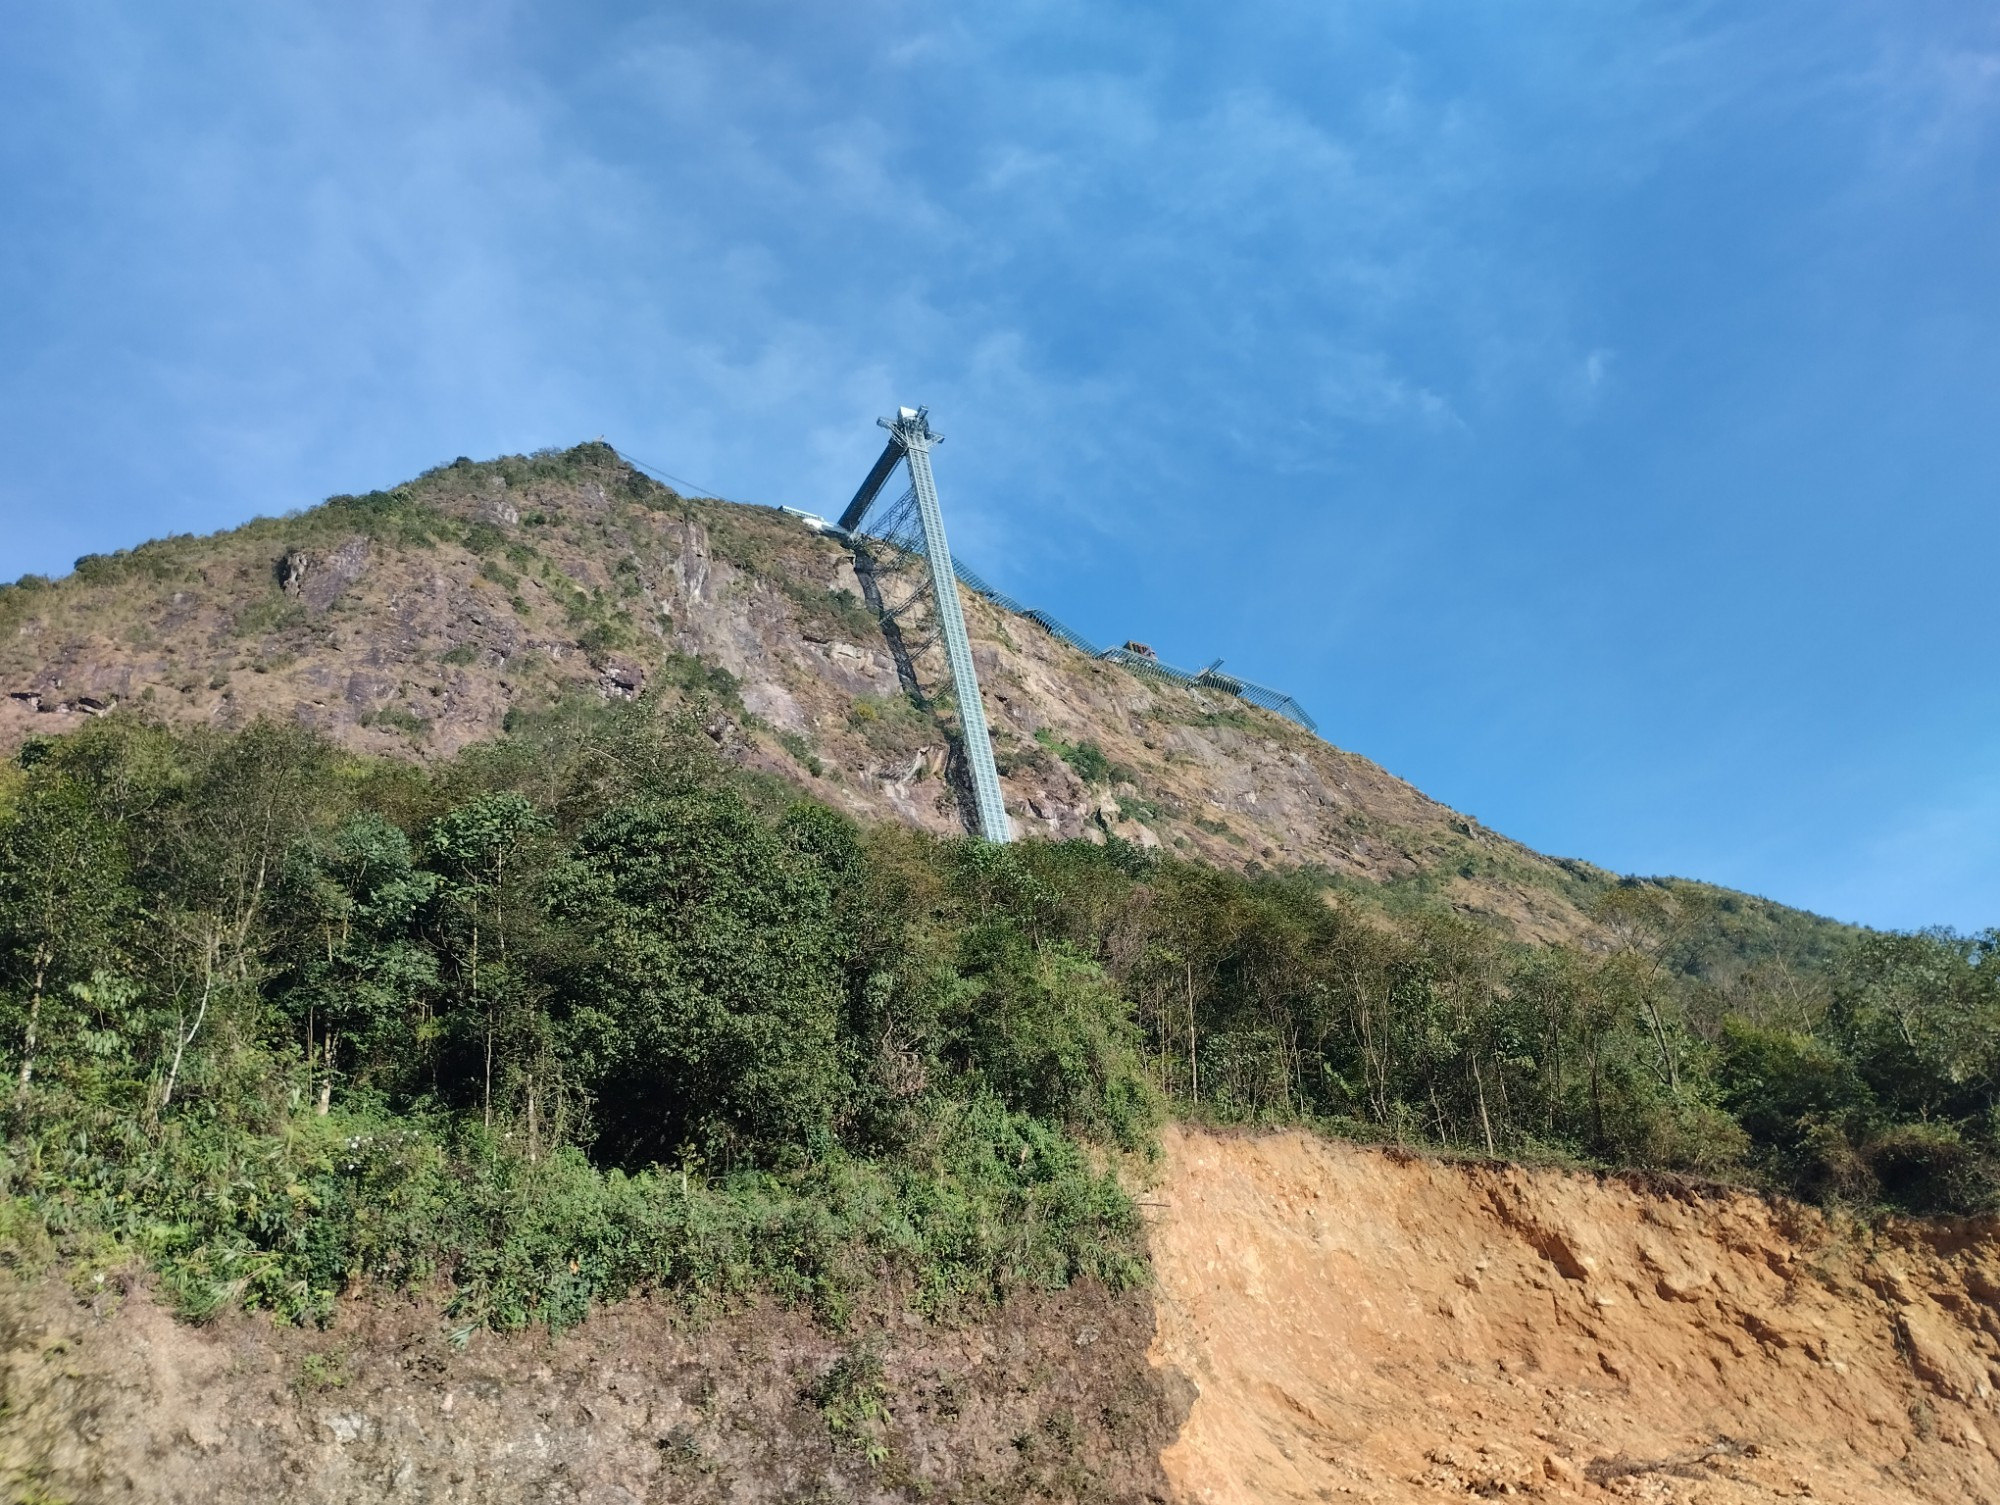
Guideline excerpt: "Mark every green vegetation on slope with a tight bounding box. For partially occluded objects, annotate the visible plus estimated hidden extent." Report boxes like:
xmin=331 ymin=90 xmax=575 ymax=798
xmin=1 ymin=702 xmax=1996 ymax=1337
xmin=0 ymin=705 xmax=1152 ymax=1329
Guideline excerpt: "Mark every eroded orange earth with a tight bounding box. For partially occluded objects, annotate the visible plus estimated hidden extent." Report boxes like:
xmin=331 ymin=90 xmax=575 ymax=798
xmin=1148 ymin=1126 xmax=2000 ymax=1502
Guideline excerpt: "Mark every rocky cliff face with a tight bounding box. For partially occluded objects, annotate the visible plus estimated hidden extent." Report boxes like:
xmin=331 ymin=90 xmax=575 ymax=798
xmin=0 ymin=443 xmax=1612 ymax=945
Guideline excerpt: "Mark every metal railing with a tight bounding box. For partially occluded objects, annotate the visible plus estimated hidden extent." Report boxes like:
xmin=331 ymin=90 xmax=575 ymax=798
xmin=630 ymin=449 xmax=1321 ymax=741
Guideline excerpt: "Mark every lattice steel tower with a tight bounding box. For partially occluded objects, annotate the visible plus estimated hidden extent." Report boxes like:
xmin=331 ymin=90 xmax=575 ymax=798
xmin=838 ymin=407 xmax=1012 ymax=843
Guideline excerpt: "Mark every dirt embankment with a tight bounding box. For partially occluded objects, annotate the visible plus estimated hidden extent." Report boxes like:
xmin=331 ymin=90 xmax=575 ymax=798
xmin=13 ymin=1132 xmax=1997 ymax=1503
xmin=0 ymin=1277 xmax=1183 ymax=1504
xmin=1148 ymin=1126 xmax=2000 ymax=1503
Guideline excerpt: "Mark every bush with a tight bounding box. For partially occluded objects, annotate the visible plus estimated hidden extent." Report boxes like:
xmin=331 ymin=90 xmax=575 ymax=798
xmin=782 ymin=581 xmax=879 ymax=643
xmin=657 ymin=652 xmax=742 ymax=709
xmin=1033 ymin=730 xmax=1121 ymax=787
xmin=1865 ymin=1122 xmax=1997 ymax=1216
xmin=0 ymin=1095 xmax=1141 ymax=1331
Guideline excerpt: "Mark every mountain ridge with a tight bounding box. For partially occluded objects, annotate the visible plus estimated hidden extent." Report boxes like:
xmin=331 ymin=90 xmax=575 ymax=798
xmin=0 ymin=440 xmax=1855 ymax=962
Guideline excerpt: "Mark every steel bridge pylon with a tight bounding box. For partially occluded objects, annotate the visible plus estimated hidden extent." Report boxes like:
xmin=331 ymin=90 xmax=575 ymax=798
xmin=839 ymin=407 xmax=1012 ymax=844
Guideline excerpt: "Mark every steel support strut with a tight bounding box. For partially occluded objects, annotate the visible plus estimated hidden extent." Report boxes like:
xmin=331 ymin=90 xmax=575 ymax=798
xmin=838 ymin=437 xmax=906 ymax=534
xmin=845 ymin=408 xmax=1012 ymax=843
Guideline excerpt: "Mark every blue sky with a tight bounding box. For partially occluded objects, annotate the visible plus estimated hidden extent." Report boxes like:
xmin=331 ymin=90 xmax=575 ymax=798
xmin=2 ymin=1 xmax=1996 ymax=930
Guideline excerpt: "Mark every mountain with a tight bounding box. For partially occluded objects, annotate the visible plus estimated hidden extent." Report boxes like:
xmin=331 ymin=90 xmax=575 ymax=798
xmin=0 ymin=440 xmax=1850 ymax=963
xmin=11 ymin=442 xmax=1995 ymax=1505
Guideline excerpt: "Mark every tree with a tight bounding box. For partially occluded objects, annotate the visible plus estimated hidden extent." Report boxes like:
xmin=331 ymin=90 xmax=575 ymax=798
xmin=943 ymin=925 xmax=1160 ymax=1150
xmin=545 ymin=788 xmax=855 ymax=1165
xmin=143 ymin=722 xmax=341 ymax=1112
xmin=1411 ymin=913 xmax=1507 ymax=1155
xmin=1592 ymin=882 xmax=1716 ymax=1097
xmin=274 ymin=813 xmax=440 ymax=1113
xmin=0 ymin=774 xmax=133 ymax=1097
xmin=1830 ymin=928 xmax=2000 ymax=1124
xmin=428 ymin=793 xmax=550 ymax=1127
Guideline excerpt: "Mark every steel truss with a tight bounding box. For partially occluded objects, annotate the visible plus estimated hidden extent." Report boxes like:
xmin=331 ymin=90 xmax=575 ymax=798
xmin=840 ymin=408 xmax=1012 ymax=843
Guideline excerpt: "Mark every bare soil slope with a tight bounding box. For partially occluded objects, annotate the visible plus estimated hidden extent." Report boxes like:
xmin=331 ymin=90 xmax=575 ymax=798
xmin=1148 ymin=1126 xmax=2000 ymax=1503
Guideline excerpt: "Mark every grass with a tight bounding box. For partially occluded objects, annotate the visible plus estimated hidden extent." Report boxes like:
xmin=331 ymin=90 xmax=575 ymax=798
xmin=1033 ymin=730 xmax=1141 ymax=791
xmin=361 ymin=706 xmax=431 ymax=739
xmin=228 ymin=596 xmax=308 ymax=641
xmin=658 ymin=652 xmax=743 ymax=710
xmin=1115 ymin=793 xmax=1161 ymax=825
xmin=777 ymin=729 xmax=825 ymax=777
xmin=782 ymin=581 xmax=880 ymax=643
xmin=992 ymin=737 xmax=1057 ymax=781
xmin=1192 ymin=815 xmax=1246 ymax=848
xmin=848 ymin=693 xmax=938 ymax=759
